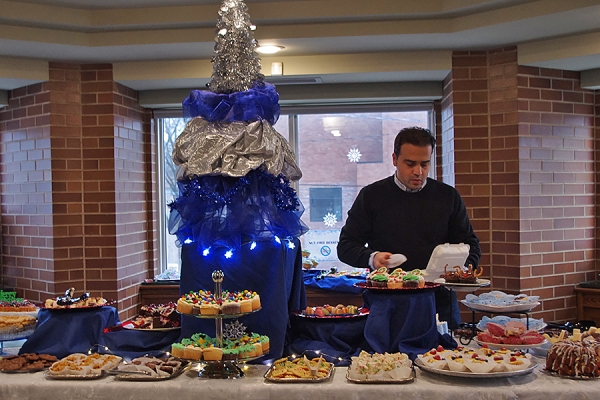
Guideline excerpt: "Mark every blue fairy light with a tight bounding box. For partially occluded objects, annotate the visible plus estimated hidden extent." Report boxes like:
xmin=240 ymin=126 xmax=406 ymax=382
xmin=224 ymin=249 xmax=233 ymax=259
xmin=202 ymin=248 xmax=211 ymax=256
xmin=274 ymin=236 xmax=281 ymax=244
xmin=287 ymin=240 xmax=295 ymax=249
xmin=250 ymin=241 xmax=257 ymax=250
xmin=183 ymin=238 xmax=193 ymax=244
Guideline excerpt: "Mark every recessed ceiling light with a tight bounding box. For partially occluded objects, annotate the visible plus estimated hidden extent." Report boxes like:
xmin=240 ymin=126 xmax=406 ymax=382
xmin=256 ymin=45 xmax=285 ymax=54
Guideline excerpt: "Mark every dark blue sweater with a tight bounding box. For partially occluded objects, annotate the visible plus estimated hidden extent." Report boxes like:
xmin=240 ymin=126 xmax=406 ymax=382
xmin=337 ymin=176 xmax=480 ymax=271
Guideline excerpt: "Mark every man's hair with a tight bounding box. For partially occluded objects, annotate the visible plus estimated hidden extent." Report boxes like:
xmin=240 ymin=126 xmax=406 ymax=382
xmin=393 ymin=126 xmax=436 ymax=156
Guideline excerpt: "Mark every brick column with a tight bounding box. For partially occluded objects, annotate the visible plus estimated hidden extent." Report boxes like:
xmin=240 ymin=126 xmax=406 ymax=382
xmin=0 ymin=63 xmax=155 ymax=320
xmin=445 ymin=47 xmax=597 ymax=322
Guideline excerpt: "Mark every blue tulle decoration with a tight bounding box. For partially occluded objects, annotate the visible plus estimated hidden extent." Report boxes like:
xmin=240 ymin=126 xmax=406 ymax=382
xmin=168 ymin=168 xmax=308 ymax=251
xmin=182 ymin=82 xmax=280 ymax=125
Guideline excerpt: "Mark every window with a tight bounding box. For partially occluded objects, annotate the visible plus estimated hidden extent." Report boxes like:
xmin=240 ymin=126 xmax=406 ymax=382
xmin=309 ymin=187 xmax=342 ymax=222
xmin=157 ymin=107 xmax=432 ymax=274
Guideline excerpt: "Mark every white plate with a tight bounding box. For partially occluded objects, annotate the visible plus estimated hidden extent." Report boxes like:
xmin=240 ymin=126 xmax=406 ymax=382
xmin=414 ymin=357 xmax=538 ymax=378
xmin=434 ymin=278 xmax=491 ymax=292
xmin=476 ymin=316 xmax=546 ymax=332
xmin=460 ymin=300 xmax=540 ymax=313
xmin=475 ymin=339 xmax=549 ymax=350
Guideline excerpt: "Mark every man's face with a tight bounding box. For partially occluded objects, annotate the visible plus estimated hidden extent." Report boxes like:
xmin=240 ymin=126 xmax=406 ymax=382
xmin=392 ymin=143 xmax=432 ymax=190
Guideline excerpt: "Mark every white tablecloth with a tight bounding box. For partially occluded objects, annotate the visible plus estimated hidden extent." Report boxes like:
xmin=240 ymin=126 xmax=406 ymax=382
xmin=0 ymin=354 xmax=599 ymax=400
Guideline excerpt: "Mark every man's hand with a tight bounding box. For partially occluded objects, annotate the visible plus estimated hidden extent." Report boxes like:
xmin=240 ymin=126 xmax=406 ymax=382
xmin=373 ymin=252 xmax=393 ymax=270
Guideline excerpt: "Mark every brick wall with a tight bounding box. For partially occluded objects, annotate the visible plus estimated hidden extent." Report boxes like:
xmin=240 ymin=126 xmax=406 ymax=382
xmin=0 ymin=82 xmax=54 ymax=299
xmin=517 ymin=64 xmax=596 ymax=322
xmin=0 ymin=63 xmax=155 ymax=320
xmin=443 ymin=47 xmax=597 ymax=323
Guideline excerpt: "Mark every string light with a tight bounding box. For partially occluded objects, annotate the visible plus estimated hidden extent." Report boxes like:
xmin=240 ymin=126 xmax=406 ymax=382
xmin=286 ymin=351 xmax=347 ymax=363
xmin=250 ymin=241 xmax=257 ymax=250
xmin=274 ymin=236 xmax=281 ymax=244
xmin=224 ymin=249 xmax=233 ymax=259
xmin=202 ymin=248 xmax=211 ymax=256
xmin=287 ymin=240 xmax=295 ymax=249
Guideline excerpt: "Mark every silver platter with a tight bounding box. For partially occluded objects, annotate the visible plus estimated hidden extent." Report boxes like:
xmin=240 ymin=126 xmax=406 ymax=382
xmin=110 ymin=360 xmax=191 ymax=381
xmin=264 ymin=363 xmax=334 ymax=383
xmin=44 ymin=370 xmax=106 ymax=380
xmin=345 ymin=368 xmax=415 ymax=384
xmin=414 ymin=358 xmax=538 ymax=378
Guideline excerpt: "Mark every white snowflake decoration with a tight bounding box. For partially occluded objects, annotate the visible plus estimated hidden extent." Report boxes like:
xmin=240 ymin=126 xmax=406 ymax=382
xmin=347 ymin=147 xmax=362 ymax=163
xmin=323 ymin=212 xmax=338 ymax=227
xmin=223 ymin=319 xmax=247 ymax=340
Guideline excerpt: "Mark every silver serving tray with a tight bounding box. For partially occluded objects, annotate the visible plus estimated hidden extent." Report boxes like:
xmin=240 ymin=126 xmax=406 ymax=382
xmin=44 ymin=370 xmax=106 ymax=380
xmin=0 ymin=367 xmax=46 ymax=373
xmin=345 ymin=367 xmax=415 ymax=384
xmin=414 ymin=357 xmax=538 ymax=378
xmin=110 ymin=360 xmax=191 ymax=381
xmin=264 ymin=362 xmax=334 ymax=383
xmin=178 ymin=307 xmax=261 ymax=319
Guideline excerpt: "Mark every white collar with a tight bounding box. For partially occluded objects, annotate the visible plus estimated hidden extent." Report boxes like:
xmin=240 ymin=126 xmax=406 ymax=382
xmin=394 ymin=174 xmax=427 ymax=193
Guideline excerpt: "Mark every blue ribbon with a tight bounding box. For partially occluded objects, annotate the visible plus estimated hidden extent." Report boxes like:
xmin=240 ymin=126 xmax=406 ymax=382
xmin=182 ymin=82 xmax=280 ymax=125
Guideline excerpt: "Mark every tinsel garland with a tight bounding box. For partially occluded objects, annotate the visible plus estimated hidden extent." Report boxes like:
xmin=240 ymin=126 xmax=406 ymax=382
xmin=168 ymin=168 xmax=308 ymax=250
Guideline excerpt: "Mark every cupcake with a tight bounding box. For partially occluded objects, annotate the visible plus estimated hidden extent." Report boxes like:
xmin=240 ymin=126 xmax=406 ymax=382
xmin=367 ymin=267 xmax=389 ymax=287
xmin=464 ymin=356 xmax=495 ymax=373
xmin=410 ymin=269 xmax=426 ymax=288
xmin=447 ymin=354 xmax=468 ymax=372
xmin=202 ymin=346 xmax=223 ymax=361
xmin=183 ymin=345 xmax=202 ymax=361
xmin=502 ymin=356 xmax=531 ymax=371
xmin=402 ymin=274 xmax=420 ymax=288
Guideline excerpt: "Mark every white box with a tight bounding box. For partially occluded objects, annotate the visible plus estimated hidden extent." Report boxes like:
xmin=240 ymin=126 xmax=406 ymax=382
xmin=424 ymin=243 xmax=470 ymax=280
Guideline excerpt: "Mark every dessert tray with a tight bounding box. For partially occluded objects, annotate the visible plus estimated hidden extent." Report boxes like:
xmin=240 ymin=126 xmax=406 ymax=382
xmin=434 ymin=278 xmax=490 ymax=292
xmin=293 ymin=307 xmax=369 ymax=319
xmin=354 ymin=282 xmax=440 ymax=291
xmin=44 ymin=353 xmax=122 ymax=380
xmin=0 ymin=353 xmax=58 ymax=373
xmin=345 ymin=367 xmax=414 ymax=384
xmin=461 ymin=300 xmax=540 ymax=313
xmin=179 ymin=307 xmax=262 ymax=319
xmin=414 ymin=357 xmax=538 ymax=378
xmin=476 ymin=316 xmax=546 ymax=332
xmin=40 ymin=300 xmax=115 ymax=311
xmin=108 ymin=356 xmax=191 ymax=381
xmin=122 ymin=323 xmax=181 ymax=332
xmin=264 ymin=356 xmax=334 ymax=383
xmin=475 ymin=339 xmax=549 ymax=350
xmin=44 ymin=370 xmax=107 ymax=380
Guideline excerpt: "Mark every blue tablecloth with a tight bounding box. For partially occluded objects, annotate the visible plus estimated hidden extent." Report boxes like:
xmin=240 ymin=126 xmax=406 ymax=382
xmin=302 ymin=270 xmax=365 ymax=294
xmin=285 ymin=315 xmax=371 ymax=366
xmin=19 ymin=307 xmax=119 ymax=358
xmin=18 ymin=307 xmax=182 ymax=359
xmin=362 ymin=288 xmax=456 ymax=359
xmin=178 ymin=237 xmax=305 ymax=362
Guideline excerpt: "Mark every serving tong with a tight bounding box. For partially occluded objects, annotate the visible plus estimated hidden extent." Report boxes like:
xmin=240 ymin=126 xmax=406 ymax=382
xmin=304 ymin=355 xmax=324 ymax=377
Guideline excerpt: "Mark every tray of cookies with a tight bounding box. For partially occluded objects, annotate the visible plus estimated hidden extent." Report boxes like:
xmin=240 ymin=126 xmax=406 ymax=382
xmin=264 ymin=355 xmax=333 ymax=383
xmin=0 ymin=353 xmax=58 ymax=373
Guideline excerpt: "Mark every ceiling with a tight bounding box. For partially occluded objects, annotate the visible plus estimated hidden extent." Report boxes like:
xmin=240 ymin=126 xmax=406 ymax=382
xmin=2 ymin=0 xmax=600 ymax=95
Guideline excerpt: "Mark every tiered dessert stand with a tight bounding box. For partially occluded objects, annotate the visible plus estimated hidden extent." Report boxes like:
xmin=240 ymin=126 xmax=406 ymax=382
xmin=186 ymin=270 xmax=265 ymax=379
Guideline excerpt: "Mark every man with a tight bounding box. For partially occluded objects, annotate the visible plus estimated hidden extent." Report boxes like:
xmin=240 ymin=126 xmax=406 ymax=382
xmin=337 ymin=126 xmax=480 ymax=329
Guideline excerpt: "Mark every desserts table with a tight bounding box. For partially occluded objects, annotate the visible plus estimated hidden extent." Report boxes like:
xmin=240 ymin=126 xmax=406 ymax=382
xmin=0 ymin=355 xmax=598 ymax=400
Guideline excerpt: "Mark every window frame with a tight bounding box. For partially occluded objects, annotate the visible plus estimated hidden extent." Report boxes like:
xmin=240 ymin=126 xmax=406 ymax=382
xmin=155 ymin=103 xmax=435 ymax=272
